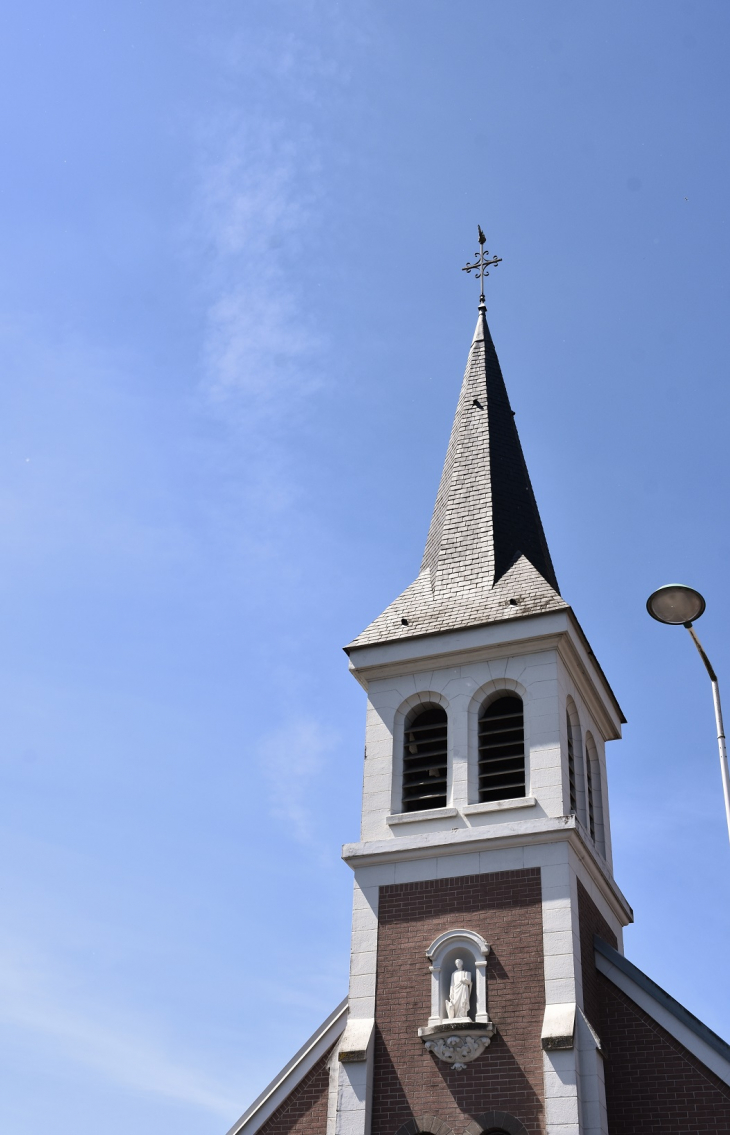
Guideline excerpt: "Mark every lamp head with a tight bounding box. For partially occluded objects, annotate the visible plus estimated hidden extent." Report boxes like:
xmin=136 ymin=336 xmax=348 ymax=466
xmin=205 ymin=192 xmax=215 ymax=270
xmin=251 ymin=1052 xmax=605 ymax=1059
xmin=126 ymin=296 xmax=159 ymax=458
xmin=646 ymin=584 xmax=706 ymax=626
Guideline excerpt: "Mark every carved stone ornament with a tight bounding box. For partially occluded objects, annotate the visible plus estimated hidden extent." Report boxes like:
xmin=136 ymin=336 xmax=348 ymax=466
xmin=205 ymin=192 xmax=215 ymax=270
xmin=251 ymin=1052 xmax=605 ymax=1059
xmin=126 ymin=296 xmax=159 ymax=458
xmin=420 ymin=1022 xmax=497 ymax=1071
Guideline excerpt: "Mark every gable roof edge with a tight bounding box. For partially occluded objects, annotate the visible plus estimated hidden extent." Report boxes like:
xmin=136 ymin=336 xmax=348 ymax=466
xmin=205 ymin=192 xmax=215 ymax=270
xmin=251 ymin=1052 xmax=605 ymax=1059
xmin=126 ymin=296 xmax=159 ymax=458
xmin=225 ymin=999 xmax=348 ymax=1135
xmin=594 ymin=936 xmax=730 ymax=1085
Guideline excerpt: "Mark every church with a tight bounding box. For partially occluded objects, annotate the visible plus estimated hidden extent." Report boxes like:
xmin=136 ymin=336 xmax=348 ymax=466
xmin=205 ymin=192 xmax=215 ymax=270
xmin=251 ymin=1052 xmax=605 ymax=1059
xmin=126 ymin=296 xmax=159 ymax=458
xmin=225 ymin=239 xmax=730 ymax=1135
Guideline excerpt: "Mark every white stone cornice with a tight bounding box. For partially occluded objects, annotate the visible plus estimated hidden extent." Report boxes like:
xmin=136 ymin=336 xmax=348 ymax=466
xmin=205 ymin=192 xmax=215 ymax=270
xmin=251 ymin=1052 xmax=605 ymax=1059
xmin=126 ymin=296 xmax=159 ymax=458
xmin=555 ymin=627 xmax=620 ymax=743
xmin=349 ymin=627 xmax=565 ymax=687
xmin=342 ymin=817 xmax=633 ymax=927
xmin=346 ymin=608 xmax=624 ymax=739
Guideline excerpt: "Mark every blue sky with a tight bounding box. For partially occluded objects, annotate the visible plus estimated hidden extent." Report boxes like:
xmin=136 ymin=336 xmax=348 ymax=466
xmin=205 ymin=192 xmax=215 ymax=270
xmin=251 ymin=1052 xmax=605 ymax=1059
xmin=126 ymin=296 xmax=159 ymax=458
xmin=2 ymin=2 xmax=730 ymax=1132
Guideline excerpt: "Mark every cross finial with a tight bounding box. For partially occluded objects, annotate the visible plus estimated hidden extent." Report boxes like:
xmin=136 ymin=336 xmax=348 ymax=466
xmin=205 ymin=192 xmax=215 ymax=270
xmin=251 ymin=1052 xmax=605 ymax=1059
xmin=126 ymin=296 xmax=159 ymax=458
xmin=462 ymin=225 xmax=502 ymax=306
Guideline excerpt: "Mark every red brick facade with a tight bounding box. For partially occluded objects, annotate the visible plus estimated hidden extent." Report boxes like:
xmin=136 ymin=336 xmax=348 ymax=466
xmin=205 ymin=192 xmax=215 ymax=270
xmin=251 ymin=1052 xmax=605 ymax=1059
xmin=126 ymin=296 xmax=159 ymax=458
xmin=578 ymin=882 xmax=730 ymax=1132
xmin=372 ymin=869 xmax=545 ymax=1135
xmin=250 ymin=870 xmax=730 ymax=1135
xmin=257 ymin=1049 xmax=332 ymax=1135
xmin=576 ymin=880 xmax=617 ymax=1034
xmin=599 ymin=977 xmax=730 ymax=1133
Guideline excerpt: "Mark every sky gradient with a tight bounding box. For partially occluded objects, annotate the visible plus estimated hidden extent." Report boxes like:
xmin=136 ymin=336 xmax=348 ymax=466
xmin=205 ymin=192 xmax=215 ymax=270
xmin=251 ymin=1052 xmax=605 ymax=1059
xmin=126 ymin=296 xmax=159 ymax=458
xmin=2 ymin=3 xmax=730 ymax=1133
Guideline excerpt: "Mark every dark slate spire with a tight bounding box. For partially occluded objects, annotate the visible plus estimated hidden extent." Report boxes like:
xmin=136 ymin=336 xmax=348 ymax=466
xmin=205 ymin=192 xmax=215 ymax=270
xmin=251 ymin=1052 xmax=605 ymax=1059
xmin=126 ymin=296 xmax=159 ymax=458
xmin=455 ymin=300 xmax=559 ymax=592
xmin=348 ymin=300 xmax=566 ymax=649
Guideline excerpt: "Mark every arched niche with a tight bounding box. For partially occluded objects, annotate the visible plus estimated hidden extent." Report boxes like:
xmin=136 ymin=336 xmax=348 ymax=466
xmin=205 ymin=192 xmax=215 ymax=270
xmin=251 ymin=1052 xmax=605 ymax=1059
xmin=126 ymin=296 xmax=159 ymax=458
xmin=425 ymin=928 xmax=491 ymax=1026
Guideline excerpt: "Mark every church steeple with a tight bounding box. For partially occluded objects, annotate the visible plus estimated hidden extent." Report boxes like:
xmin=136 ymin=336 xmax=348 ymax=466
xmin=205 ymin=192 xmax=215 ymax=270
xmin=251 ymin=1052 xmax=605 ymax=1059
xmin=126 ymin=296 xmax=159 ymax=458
xmin=224 ymin=235 xmax=730 ymax=1135
xmin=349 ymin=281 xmax=565 ymax=649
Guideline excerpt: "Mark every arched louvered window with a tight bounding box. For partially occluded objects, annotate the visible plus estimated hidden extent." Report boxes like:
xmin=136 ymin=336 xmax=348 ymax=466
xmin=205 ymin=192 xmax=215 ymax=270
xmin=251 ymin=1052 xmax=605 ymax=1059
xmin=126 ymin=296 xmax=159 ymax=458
xmin=566 ymin=710 xmax=577 ymax=815
xmin=585 ymin=741 xmax=596 ymax=840
xmin=585 ymin=732 xmax=606 ymax=856
xmin=478 ymin=695 xmax=525 ymax=803
xmin=402 ymin=705 xmax=448 ymax=812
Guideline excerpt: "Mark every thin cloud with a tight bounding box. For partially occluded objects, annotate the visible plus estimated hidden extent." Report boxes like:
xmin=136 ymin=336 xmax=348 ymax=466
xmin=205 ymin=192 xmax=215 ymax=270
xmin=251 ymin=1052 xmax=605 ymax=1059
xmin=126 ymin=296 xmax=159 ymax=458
xmin=259 ymin=717 xmax=338 ymax=847
xmin=0 ymin=943 xmax=239 ymax=1118
xmin=195 ymin=116 xmax=323 ymax=416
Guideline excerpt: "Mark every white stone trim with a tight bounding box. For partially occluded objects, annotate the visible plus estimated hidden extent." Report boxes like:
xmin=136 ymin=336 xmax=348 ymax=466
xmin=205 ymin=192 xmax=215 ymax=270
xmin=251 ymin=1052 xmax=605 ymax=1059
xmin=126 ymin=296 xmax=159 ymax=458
xmin=542 ymin=1046 xmax=580 ymax=1135
xmin=386 ymin=807 xmax=458 ymax=826
xmin=555 ymin=630 xmax=621 ymax=746
xmin=338 ymin=1018 xmax=374 ymax=1063
xmin=575 ymin=1009 xmax=608 ymax=1135
xmin=326 ymin=1046 xmax=340 ymax=1135
xmin=226 ymin=1000 xmax=348 ymax=1135
xmin=462 ymin=797 xmax=536 ymax=815
xmin=333 ymin=1019 xmax=375 ymax=1135
xmin=348 ymin=615 xmax=567 ymax=676
xmin=346 ymin=610 xmax=624 ymax=740
xmin=541 ymin=1003 xmax=576 ymax=1050
xmin=343 ymin=820 xmax=633 ymax=928
xmin=595 ymin=946 xmax=730 ymax=1088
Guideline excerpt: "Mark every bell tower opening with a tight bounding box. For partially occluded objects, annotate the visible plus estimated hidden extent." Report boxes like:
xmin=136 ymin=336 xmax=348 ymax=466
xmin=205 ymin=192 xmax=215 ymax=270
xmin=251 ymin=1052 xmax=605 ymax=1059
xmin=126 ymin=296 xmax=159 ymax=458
xmin=477 ymin=695 xmax=525 ymax=803
xmin=402 ymin=704 xmax=448 ymax=812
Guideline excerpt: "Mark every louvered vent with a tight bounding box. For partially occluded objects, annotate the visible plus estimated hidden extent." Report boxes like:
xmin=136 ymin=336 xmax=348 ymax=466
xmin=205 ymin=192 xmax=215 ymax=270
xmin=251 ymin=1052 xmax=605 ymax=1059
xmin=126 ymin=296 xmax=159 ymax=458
xmin=567 ymin=711 xmax=577 ymax=814
xmin=586 ymin=749 xmax=596 ymax=839
xmin=402 ymin=705 xmax=447 ymax=812
xmin=478 ymin=695 xmax=525 ymax=803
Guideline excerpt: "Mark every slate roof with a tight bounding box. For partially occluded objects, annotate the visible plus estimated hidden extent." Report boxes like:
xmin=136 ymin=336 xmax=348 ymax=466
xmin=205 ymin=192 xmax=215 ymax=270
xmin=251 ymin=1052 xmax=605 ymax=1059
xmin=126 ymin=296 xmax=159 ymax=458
xmin=347 ymin=302 xmax=567 ymax=649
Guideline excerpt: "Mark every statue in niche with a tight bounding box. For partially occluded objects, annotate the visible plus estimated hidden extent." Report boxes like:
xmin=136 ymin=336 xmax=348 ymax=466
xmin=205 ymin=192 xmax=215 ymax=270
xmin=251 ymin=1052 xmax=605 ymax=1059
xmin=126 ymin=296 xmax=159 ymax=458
xmin=445 ymin=958 xmax=472 ymax=1020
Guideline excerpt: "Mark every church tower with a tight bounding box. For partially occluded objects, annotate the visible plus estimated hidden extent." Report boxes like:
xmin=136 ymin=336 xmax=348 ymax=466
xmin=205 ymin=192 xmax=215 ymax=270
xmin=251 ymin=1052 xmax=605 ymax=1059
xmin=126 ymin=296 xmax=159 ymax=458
xmin=333 ymin=259 xmax=629 ymax=1135
xmin=226 ymin=240 xmax=730 ymax=1135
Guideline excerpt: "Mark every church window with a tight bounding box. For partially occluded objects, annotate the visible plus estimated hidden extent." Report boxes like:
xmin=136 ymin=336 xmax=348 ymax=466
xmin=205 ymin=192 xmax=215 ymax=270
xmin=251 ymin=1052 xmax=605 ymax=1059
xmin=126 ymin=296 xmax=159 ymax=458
xmin=478 ymin=695 xmax=525 ymax=802
xmin=567 ymin=710 xmax=577 ymax=814
xmin=402 ymin=705 xmax=448 ymax=812
xmin=585 ymin=739 xmax=596 ymax=839
xmin=585 ymin=731 xmax=606 ymax=856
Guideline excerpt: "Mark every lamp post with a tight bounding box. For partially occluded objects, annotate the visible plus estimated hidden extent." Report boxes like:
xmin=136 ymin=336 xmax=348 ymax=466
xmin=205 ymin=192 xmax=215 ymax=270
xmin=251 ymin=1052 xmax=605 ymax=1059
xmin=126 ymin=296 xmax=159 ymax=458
xmin=646 ymin=584 xmax=730 ymax=847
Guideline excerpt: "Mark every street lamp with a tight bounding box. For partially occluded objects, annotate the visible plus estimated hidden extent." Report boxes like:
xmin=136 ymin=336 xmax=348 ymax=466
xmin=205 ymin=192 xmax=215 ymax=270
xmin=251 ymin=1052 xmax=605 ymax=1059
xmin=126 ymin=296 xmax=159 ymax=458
xmin=647 ymin=584 xmax=730 ymax=846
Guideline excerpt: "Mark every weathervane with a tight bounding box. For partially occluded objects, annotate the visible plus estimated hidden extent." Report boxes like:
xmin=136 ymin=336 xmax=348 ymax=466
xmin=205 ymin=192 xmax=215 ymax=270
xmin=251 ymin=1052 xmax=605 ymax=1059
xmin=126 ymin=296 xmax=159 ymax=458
xmin=462 ymin=226 xmax=502 ymax=303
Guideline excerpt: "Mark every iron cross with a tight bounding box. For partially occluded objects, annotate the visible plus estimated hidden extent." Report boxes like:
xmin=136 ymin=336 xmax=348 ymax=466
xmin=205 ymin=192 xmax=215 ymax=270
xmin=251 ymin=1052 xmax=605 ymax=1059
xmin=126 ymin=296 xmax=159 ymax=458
xmin=462 ymin=225 xmax=502 ymax=300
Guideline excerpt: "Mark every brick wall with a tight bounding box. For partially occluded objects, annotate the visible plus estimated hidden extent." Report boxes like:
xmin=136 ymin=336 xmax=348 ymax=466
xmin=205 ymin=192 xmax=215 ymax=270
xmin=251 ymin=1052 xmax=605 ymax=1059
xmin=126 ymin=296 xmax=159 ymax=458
xmin=257 ymin=1049 xmax=332 ymax=1135
xmin=599 ymin=976 xmax=730 ymax=1133
xmin=576 ymin=880 xmax=616 ymax=1033
xmin=578 ymin=880 xmax=730 ymax=1131
xmin=372 ymin=869 xmax=545 ymax=1135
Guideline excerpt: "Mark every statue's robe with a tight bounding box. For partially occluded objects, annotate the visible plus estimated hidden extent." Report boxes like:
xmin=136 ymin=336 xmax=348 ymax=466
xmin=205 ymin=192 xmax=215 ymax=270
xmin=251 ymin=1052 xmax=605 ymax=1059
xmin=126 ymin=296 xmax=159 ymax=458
xmin=446 ymin=970 xmax=471 ymax=1019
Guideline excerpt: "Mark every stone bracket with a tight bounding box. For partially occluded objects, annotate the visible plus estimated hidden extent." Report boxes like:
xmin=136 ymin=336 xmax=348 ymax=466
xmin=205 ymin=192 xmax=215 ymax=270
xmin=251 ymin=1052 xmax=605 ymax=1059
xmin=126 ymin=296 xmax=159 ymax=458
xmin=338 ymin=1017 xmax=375 ymax=1063
xmin=541 ymin=1002 xmax=577 ymax=1051
xmin=418 ymin=1021 xmax=497 ymax=1071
